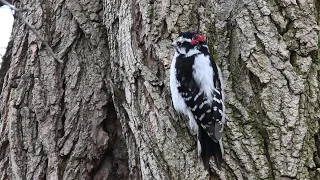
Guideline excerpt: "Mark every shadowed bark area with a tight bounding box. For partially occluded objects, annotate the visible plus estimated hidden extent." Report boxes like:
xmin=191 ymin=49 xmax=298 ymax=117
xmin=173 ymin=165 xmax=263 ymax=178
xmin=0 ymin=0 xmax=319 ymax=179
xmin=0 ymin=0 xmax=12 ymax=6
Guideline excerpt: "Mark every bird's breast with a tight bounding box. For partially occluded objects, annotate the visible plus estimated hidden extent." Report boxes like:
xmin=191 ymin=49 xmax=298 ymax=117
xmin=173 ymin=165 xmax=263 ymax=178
xmin=192 ymin=54 xmax=215 ymax=102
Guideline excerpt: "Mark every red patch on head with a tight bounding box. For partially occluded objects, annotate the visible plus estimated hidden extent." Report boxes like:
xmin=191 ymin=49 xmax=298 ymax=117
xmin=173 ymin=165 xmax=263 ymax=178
xmin=195 ymin=34 xmax=205 ymax=42
xmin=190 ymin=40 xmax=198 ymax=45
xmin=190 ymin=34 xmax=205 ymax=45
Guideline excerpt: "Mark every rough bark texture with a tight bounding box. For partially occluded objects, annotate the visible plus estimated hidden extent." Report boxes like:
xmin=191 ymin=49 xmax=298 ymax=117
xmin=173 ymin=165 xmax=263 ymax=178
xmin=0 ymin=0 xmax=319 ymax=179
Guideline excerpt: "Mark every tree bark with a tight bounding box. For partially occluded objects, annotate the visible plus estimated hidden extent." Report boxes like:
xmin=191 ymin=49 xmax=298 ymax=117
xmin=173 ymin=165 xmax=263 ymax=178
xmin=0 ymin=0 xmax=319 ymax=179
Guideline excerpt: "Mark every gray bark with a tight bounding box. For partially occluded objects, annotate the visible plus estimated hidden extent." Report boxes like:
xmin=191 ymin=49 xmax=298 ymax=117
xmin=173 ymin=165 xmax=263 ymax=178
xmin=0 ymin=0 xmax=319 ymax=179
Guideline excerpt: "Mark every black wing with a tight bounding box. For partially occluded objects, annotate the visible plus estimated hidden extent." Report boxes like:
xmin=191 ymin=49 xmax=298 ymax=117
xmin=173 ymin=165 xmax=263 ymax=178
xmin=175 ymin=54 xmax=224 ymax=168
xmin=175 ymin=55 xmax=224 ymax=141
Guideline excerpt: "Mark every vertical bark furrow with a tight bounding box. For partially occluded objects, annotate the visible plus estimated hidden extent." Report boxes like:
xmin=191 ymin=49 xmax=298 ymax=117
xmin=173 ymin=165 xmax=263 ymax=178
xmin=0 ymin=0 xmax=130 ymax=179
xmin=210 ymin=0 xmax=319 ymax=179
xmin=224 ymin=0 xmax=318 ymax=179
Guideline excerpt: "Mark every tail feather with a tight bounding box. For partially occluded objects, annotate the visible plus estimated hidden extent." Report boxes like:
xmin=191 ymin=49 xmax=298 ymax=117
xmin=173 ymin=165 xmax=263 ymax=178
xmin=198 ymin=127 xmax=223 ymax=170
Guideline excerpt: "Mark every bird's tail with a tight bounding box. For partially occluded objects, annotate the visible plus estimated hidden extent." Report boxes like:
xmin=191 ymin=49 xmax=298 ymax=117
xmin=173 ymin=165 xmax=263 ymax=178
xmin=198 ymin=127 xmax=223 ymax=170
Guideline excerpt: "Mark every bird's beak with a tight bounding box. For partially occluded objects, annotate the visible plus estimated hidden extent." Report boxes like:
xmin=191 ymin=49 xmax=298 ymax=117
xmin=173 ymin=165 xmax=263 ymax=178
xmin=170 ymin=41 xmax=176 ymax=47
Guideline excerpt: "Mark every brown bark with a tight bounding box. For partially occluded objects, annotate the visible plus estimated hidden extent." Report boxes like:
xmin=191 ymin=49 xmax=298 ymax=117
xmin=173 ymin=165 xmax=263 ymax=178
xmin=0 ymin=0 xmax=319 ymax=179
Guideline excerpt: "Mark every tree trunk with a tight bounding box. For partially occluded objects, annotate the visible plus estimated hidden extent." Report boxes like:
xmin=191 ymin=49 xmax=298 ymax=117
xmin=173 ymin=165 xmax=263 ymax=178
xmin=0 ymin=0 xmax=319 ymax=179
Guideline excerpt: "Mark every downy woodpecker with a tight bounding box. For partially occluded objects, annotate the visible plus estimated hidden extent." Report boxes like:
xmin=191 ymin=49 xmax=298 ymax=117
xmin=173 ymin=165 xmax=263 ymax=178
xmin=170 ymin=32 xmax=226 ymax=169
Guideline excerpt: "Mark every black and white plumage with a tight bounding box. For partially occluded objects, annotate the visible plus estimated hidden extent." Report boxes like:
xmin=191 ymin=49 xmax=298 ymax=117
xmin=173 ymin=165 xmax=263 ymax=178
xmin=169 ymin=32 xmax=226 ymax=170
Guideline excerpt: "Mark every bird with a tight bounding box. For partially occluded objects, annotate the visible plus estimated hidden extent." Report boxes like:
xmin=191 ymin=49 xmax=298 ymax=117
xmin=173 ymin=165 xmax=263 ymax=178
xmin=169 ymin=32 xmax=226 ymax=170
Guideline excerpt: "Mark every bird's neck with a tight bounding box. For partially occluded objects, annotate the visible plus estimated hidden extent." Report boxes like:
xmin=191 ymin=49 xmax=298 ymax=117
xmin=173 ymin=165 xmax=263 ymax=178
xmin=184 ymin=48 xmax=201 ymax=57
xmin=178 ymin=45 xmax=209 ymax=57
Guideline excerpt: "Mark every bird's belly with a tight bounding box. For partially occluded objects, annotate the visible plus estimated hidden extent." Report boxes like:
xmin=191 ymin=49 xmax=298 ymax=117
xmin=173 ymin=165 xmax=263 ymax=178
xmin=171 ymin=88 xmax=188 ymax=115
xmin=170 ymin=66 xmax=188 ymax=115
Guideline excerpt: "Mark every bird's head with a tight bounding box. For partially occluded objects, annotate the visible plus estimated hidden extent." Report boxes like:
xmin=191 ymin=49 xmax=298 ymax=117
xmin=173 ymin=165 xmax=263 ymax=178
xmin=171 ymin=32 xmax=207 ymax=57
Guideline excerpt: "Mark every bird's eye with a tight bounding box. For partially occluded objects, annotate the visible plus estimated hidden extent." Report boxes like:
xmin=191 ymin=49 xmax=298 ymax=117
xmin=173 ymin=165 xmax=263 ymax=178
xmin=177 ymin=42 xmax=182 ymax=47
